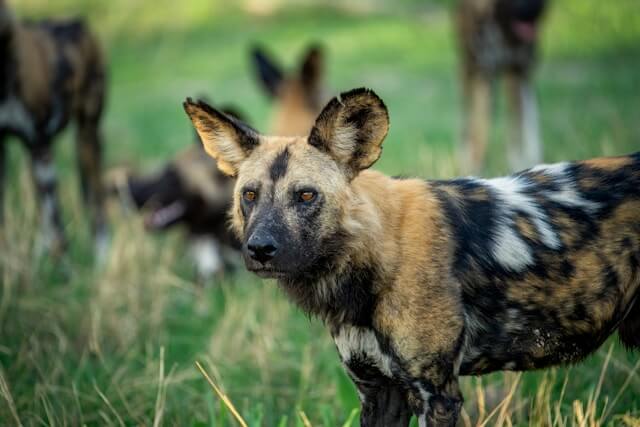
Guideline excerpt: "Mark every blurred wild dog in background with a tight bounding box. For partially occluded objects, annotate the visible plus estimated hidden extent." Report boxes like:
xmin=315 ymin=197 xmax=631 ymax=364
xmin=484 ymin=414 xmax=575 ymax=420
xmin=111 ymin=44 xmax=328 ymax=281
xmin=455 ymin=0 xmax=547 ymax=174
xmin=0 ymin=0 xmax=107 ymax=257
xmin=252 ymin=44 xmax=326 ymax=136
xmin=185 ymin=88 xmax=639 ymax=427
xmin=109 ymin=105 xmax=245 ymax=282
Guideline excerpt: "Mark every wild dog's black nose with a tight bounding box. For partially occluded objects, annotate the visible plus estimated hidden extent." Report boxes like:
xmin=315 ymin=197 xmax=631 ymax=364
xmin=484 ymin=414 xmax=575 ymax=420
xmin=247 ymin=234 xmax=278 ymax=264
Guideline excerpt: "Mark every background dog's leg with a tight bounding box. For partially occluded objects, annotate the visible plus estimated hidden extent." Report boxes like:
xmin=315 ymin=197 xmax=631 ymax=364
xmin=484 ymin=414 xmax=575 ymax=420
xmin=461 ymin=71 xmax=491 ymax=174
xmin=76 ymin=113 xmax=108 ymax=262
xmin=29 ymin=143 xmax=66 ymax=257
xmin=189 ymin=235 xmax=224 ymax=285
xmin=506 ymin=71 xmax=542 ymax=171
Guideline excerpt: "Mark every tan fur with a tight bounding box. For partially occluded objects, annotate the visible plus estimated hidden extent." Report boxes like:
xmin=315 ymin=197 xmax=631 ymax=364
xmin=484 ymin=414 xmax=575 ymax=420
xmin=271 ymin=80 xmax=319 ymax=137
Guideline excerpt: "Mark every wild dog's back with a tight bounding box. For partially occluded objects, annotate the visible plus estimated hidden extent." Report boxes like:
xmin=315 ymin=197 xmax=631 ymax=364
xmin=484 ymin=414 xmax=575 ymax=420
xmin=429 ymin=152 xmax=640 ymax=374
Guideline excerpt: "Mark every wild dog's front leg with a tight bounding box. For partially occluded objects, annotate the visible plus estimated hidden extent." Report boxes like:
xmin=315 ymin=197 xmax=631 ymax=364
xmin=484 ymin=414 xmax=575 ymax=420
xmin=76 ymin=116 xmax=108 ymax=259
xmin=410 ymin=374 xmax=462 ymax=427
xmin=378 ymin=281 xmax=465 ymax=426
xmin=333 ymin=326 xmax=412 ymax=427
xmin=28 ymin=143 xmax=66 ymax=256
xmin=460 ymin=69 xmax=492 ymax=174
xmin=342 ymin=361 xmax=412 ymax=427
xmin=505 ymin=70 xmax=541 ymax=171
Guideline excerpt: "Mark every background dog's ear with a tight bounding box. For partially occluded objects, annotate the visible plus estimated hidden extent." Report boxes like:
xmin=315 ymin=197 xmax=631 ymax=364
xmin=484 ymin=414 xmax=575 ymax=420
xmin=308 ymin=88 xmax=389 ymax=179
xmin=184 ymin=98 xmax=260 ymax=176
xmin=251 ymin=46 xmax=283 ymax=98
xmin=299 ymin=44 xmax=323 ymax=91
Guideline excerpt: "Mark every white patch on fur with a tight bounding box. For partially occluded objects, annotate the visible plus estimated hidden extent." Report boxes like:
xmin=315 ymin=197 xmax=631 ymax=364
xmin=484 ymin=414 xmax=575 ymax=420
xmin=529 ymin=161 xmax=569 ymax=175
xmin=482 ymin=175 xmax=559 ymax=271
xmin=492 ymin=222 xmax=533 ymax=270
xmin=503 ymin=361 xmax=517 ymax=370
xmin=487 ymin=176 xmax=560 ymax=249
xmin=34 ymin=161 xmax=56 ymax=185
xmin=413 ymin=381 xmax=433 ymax=421
xmin=333 ymin=326 xmax=393 ymax=378
xmin=35 ymin=194 xmax=59 ymax=254
xmin=190 ymin=236 xmax=223 ymax=279
xmin=529 ymin=162 xmax=600 ymax=213
xmin=0 ymin=97 xmax=35 ymax=140
xmin=546 ymin=184 xmax=600 ymax=214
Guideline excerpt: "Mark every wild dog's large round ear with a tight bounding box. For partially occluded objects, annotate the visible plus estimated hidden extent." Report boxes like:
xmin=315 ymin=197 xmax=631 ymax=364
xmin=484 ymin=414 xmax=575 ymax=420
xmin=183 ymin=98 xmax=260 ymax=177
xmin=308 ymin=88 xmax=389 ymax=179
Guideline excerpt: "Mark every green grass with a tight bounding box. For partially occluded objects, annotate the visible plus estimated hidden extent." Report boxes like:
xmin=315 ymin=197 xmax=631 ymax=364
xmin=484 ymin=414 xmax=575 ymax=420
xmin=1 ymin=0 xmax=640 ymax=425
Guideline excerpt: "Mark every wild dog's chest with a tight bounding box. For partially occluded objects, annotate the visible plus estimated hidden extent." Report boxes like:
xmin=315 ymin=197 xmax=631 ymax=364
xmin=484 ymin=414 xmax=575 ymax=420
xmin=0 ymin=96 xmax=35 ymax=140
xmin=472 ymin=20 xmax=533 ymax=73
xmin=332 ymin=325 xmax=396 ymax=382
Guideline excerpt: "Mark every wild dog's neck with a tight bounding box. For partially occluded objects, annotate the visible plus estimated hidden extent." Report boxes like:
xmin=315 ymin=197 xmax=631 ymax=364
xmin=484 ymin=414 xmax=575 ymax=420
xmin=278 ymin=170 xmax=396 ymax=328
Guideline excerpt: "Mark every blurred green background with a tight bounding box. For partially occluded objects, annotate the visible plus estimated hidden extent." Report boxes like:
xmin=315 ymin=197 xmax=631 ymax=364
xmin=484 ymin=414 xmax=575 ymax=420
xmin=1 ymin=0 xmax=639 ymax=425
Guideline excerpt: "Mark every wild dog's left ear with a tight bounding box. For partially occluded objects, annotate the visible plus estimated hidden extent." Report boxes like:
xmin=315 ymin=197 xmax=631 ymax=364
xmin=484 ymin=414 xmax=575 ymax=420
xmin=251 ymin=46 xmax=283 ymax=98
xmin=183 ymin=98 xmax=259 ymax=176
xmin=308 ymin=88 xmax=389 ymax=178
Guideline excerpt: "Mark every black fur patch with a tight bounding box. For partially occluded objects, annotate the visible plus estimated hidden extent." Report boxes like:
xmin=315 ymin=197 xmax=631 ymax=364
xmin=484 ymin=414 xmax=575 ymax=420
xmin=269 ymin=147 xmax=289 ymax=182
xmin=282 ymin=263 xmax=378 ymax=327
xmin=344 ymin=354 xmax=412 ymax=427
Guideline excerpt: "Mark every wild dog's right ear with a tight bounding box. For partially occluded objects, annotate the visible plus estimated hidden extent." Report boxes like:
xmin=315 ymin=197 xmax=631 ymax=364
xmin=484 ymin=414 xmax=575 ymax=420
xmin=183 ymin=98 xmax=259 ymax=176
xmin=308 ymin=88 xmax=389 ymax=179
xmin=299 ymin=44 xmax=323 ymax=91
xmin=251 ymin=46 xmax=283 ymax=98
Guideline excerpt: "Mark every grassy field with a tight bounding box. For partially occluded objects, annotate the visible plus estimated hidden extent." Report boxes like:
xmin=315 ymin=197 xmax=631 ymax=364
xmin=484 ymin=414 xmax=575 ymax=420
xmin=1 ymin=0 xmax=639 ymax=425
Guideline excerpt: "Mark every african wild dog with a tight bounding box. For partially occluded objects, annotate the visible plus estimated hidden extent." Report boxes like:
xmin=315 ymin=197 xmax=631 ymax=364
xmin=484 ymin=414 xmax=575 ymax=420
xmin=185 ymin=88 xmax=639 ymax=426
xmin=0 ymin=2 xmax=106 ymax=256
xmin=109 ymin=106 xmax=246 ymax=281
xmin=455 ymin=0 xmax=547 ymax=173
xmin=252 ymin=44 xmax=326 ymax=136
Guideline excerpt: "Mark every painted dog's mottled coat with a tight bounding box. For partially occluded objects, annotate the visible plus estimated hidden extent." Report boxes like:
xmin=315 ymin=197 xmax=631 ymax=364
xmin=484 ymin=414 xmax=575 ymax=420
xmin=0 ymin=2 xmax=106 ymax=255
xmin=184 ymin=88 xmax=639 ymax=427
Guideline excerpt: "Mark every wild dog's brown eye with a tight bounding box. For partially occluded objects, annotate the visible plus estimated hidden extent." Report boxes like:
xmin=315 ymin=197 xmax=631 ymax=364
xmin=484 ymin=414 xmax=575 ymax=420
xmin=298 ymin=191 xmax=316 ymax=203
xmin=243 ymin=190 xmax=257 ymax=202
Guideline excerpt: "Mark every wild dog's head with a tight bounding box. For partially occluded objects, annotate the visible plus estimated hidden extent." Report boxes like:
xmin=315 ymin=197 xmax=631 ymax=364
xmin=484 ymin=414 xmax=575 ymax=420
xmin=125 ymin=146 xmax=234 ymax=234
xmin=184 ymin=88 xmax=389 ymax=280
xmin=251 ymin=44 xmax=325 ymax=136
xmin=495 ymin=0 xmax=547 ymax=43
